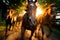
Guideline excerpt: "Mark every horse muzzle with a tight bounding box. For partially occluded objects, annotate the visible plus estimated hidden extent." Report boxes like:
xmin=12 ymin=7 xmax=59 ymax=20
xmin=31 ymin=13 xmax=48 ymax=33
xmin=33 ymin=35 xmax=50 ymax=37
xmin=28 ymin=17 xmax=37 ymax=26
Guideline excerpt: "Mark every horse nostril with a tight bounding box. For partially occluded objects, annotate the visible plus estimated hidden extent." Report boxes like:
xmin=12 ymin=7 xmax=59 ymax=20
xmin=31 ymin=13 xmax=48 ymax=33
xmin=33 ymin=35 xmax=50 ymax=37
xmin=29 ymin=18 xmax=31 ymax=21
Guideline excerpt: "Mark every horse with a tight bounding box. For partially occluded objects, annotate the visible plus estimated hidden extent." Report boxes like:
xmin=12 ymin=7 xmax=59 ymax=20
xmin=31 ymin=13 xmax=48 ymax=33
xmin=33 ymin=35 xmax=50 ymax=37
xmin=21 ymin=2 xmax=38 ymax=40
xmin=5 ymin=8 xmax=15 ymax=34
xmin=16 ymin=14 xmax=22 ymax=26
xmin=6 ymin=14 xmax=12 ymax=31
xmin=36 ymin=4 xmax=56 ymax=40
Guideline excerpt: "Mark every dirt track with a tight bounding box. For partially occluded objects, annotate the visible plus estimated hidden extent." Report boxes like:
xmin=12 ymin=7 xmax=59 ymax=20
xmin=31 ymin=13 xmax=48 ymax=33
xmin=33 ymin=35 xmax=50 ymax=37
xmin=0 ymin=21 xmax=60 ymax=40
xmin=6 ymin=22 xmax=60 ymax=40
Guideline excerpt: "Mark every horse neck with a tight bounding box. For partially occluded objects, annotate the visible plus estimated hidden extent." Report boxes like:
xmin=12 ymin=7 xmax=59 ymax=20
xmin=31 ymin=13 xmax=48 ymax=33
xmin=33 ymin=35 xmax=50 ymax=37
xmin=27 ymin=9 xmax=36 ymax=18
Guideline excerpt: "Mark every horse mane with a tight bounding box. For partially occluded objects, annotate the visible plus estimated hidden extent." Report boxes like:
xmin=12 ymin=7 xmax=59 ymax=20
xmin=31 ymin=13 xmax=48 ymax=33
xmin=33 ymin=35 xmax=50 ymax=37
xmin=37 ymin=3 xmax=55 ymax=24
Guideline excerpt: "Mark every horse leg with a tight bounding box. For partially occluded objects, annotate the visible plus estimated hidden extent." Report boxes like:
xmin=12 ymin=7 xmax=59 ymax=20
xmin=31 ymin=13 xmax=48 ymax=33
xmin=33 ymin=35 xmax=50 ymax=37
xmin=36 ymin=24 xmax=41 ymax=40
xmin=12 ymin=22 xmax=15 ymax=30
xmin=5 ymin=22 xmax=8 ymax=40
xmin=6 ymin=23 xmax=8 ymax=34
xmin=21 ymin=27 xmax=26 ymax=40
xmin=46 ymin=24 xmax=52 ymax=37
xmin=48 ymin=24 xmax=52 ymax=32
xmin=40 ymin=24 xmax=44 ymax=40
xmin=29 ymin=30 xmax=35 ymax=40
xmin=9 ymin=23 xmax=12 ymax=31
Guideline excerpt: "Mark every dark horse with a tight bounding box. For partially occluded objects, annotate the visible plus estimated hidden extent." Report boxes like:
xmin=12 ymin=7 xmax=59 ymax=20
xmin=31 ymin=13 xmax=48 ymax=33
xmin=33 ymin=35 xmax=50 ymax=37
xmin=5 ymin=10 xmax=15 ymax=38
xmin=6 ymin=14 xmax=12 ymax=31
xmin=5 ymin=14 xmax=12 ymax=39
xmin=5 ymin=8 xmax=15 ymax=31
xmin=21 ymin=1 xmax=37 ymax=40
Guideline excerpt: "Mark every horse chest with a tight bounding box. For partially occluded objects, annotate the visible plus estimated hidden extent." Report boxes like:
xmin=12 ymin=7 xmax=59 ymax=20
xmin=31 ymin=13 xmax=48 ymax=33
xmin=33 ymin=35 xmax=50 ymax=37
xmin=23 ymin=13 xmax=37 ymax=30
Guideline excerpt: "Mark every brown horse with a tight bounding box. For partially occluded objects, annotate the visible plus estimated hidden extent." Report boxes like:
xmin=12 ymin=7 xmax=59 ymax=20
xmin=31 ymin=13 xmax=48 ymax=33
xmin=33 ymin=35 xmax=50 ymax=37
xmin=36 ymin=4 xmax=56 ymax=40
xmin=6 ymin=8 xmax=15 ymax=31
xmin=5 ymin=9 xmax=15 ymax=38
xmin=21 ymin=2 xmax=38 ymax=40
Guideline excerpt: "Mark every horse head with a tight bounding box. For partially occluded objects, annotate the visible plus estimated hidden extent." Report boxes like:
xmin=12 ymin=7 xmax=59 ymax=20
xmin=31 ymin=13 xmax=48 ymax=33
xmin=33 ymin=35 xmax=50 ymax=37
xmin=47 ymin=5 xmax=56 ymax=21
xmin=26 ymin=2 xmax=37 ymax=26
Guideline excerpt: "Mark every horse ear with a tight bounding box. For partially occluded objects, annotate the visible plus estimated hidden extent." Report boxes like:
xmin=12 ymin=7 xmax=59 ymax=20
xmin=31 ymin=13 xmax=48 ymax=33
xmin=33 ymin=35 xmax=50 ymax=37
xmin=28 ymin=0 xmax=37 ymax=3
xmin=34 ymin=0 xmax=37 ymax=3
